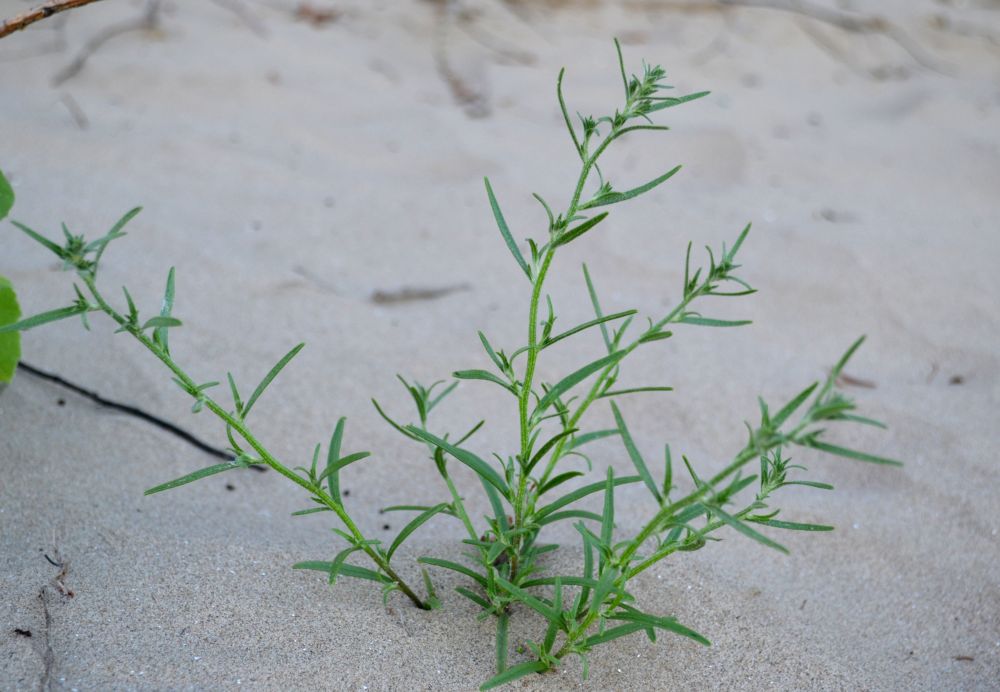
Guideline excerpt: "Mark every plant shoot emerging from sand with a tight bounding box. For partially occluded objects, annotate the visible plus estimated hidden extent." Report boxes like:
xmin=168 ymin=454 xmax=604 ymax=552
xmin=1 ymin=41 xmax=899 ymax=690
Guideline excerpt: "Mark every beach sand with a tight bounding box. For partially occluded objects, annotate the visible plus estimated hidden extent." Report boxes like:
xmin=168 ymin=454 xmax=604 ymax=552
xmin=1 ymin=0 xmax=998 ymax=689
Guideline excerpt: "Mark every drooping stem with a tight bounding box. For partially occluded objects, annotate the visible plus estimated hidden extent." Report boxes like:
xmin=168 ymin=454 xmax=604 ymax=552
xmin=79 ymin=273 xmax=430 ymax=610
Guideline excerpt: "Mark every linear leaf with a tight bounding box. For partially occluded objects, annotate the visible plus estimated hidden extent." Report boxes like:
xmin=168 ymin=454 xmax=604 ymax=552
xmin=243 ymin=343 xmax=305 ymax=418
xmin=453 ymin=369 xmax=515 ymax=394
xmin=144 ymin=462 xmax=243 ymax=495
xmin=570 ymin=428 xmax=619 ymax=449
xmin=11 ymin=221 xmax=63 ymax=258
xmin=710 ymin=505 xmax=789 ymax=554
xmin=484 ymin=177 xmax=530 ymax=279
xmin=387 ymin=504 xmax=450 ymax=559
xmin=292 ymin=561 xmax=389 ymax=583
xmin=534 ymin=475 xmax=640 ymax=522
xmin=455 ymin=586 xmax=490 ymax=610
xmin=0 ymin=169 xmax=12 ymax=221
xmin=534 ymin=350 xmax=626 ymax=416
xmin=610 ymin=610 xmax=711 ymax=646
xmin=771 ymin=382 xmax=818 ymax=428
xmin=554 ymin=212 xmax=609 ymax=247
xmin=536 ymin=509 xmax=602 ymax=526
xmin=544 ymin=309 xmax=636 ymax=351
xmin=479 ymin=660 xmax=548 ymax=691
xmin=581 ymin=264 xmax=612 ymax=353
xmin=153 ymin=267 xmax=176 ymax=353
xmin=494 ymin=577 xmax=555 ymax=620
xmin=526 ymin=428 xmax=578 ymax=474
xmin=405 ymin=427 xmax=510 ymax=497
xmin=326 ymin=417 xmax=346 ymax=501
xmin=418 ymin=557 xmax=488 ymax=588
xmin=679 ymin=316 xmax=752 ymax=328
xmin=756 ymin=519 xmax=834 ymax=532
xmin=585 ymin=165 xmax=681 ymax=208
xmin=0 ymin=304 xmax=87 ymax=334
xmin=496 ymin=611 xmax=510 ymax=675
xmin=805 ymin=440 xmax=902 ymax=466
xmin=647 ymin=90 xmax=711 ymax=112
xmin=611 ymin=402 xmax=662 ymax=503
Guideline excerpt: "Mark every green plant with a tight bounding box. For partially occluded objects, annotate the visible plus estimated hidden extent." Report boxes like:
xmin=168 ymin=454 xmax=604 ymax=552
xmin=0 ymin=170 xmax=21 ymax=383
xmin=1 ymin=42 xmax=899 ymax=689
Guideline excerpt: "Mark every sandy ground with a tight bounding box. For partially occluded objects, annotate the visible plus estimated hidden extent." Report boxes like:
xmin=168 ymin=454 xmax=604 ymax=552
xmin=1 ymin=0 xmax=999 ymax=689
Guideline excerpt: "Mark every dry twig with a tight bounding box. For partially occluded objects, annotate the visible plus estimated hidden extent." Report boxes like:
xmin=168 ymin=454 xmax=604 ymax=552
xmin=0 ymin=0 xmax=107 ymax=41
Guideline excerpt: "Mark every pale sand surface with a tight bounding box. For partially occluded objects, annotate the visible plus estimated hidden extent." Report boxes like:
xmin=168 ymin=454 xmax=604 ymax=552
xmin=1 ymin=1 xmax=999 ymax=689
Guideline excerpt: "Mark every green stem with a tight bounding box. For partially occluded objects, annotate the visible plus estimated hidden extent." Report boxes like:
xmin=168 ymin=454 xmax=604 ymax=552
xmin=80 ymin=274 xmax=430 ymax=610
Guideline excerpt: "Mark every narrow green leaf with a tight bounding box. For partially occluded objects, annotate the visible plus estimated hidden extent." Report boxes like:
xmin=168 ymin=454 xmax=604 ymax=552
xmin=756 ymin=519 xmax=834 ymax=532
xmin=479 ymin=660 xmax=547 ymax=691
xmin=611 ymin=403 xmax=662 ymax=503
xmin=484 ymin=177 xmax=530 ymax=279
xmin=600 ymin=468 xmax=615 ymax=554
xmin=710 ymin=505 xmax=789 ymax=554
xmin=610 ymin=609 xmax=711 ymax=646
xmin=292 ymin=561 xmax=389 ymax=584
xmin=542 ymin=578 xmax=563 ymax=653
xmin=583 ymin=622 xmax=647 ymax=648
xmin=477 ymin=331 xmax=506 ymax=373
xmin=0 ymin=276 xmax=21 ymax=383
xmin=326 ymin=417 xmax=346 ymax=501
xmin=11 ymin=221 xmax=63 ymax=258
xmin=554 ymin=212 xmax=609 ymax=247
xmin=0 ymin=169 xmax=13 ymax=221
xmin=153 ymin=267 xmax=176 ymax=353
xmin=679 ymin=316 xmax=752 ymax=328
xmin=526 ymin=428 xmax=578 ymax=474
xmin=589 ymin=566 xmax=620 ymax=618
xmin=453 ymin=369 xmax=515 ymax=394
xmin=805 ymin=440 xmax=902 ymax=466
xmin=243 ymin=343 xmax=305 ymax=418
xmin=544 ymin=309 xmax=636 ymax=351
xmin=455 ymin=586 xmax=490 ymax=610
xmin=536 ymin=509 xmax=603 ymax=526
xmin=317 ymin=451 xmax=371 ymax=485
xmin=599 ymin=386 xmax=672 ymax=399
xmin=494 ymin=577 xmax=555 ymax=620
xmin=405 ymin=427 xmax=510 ymax=498
xmin=771 ymin=382 xmax=818 ymax=428
xmin=538 ymin=471 xmax=584 ymax=496
xmin=141 ymin=316 xmax=182 ymax=330
xmin=584 ymin=165 xmax=681 ymax=208
xmin=534 ymin=475 xmax=640 ymax=522
xmin=326 ymin=545 xmax=363 ymax=584
xmin=418 ymin=557 xmax=488 ymax=588
xmin=144 ymin=462 xmax=243 ymax=495
xmin=662 ymin=444 xmax=673 ymax=499
xmin=534 ymin=350 xmax=626 ymax=416
xmin=496 ymin=611 xmax=510 ymax=675
xmin=783 ymin=480 xmax=834 ymax=490
xmin=0 ymin=304 xmax=88 ymax=335
xmin=570 ymin=428 xmax=619 ymax=449
xmin=371 ymin=398 xmax=420 ymax=441
xmin=582 ymin=264 xmax=612 ymax=353
xmin=557 ymin=67 xmax=584 ymax=161
xmin=646 ymin=90 xmax=711 ymax=113
xmin=387 ymin=504 xmax=450 ymax=559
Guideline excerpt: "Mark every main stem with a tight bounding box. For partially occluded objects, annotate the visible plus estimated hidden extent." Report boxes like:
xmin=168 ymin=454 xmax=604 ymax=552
xmin=80 ymin=274 xmax=430 ymax=610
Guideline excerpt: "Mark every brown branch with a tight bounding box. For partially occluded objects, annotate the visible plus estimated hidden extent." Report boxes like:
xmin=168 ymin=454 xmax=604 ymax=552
xmin=0 ymin=0 xmax=108 ymax=41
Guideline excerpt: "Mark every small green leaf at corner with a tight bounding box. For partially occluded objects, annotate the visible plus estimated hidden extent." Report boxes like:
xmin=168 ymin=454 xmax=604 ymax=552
xmin=0 ymin=275 xmax=21 ymax=384
xmin=0 ymin=168 xmax=14 ymax=222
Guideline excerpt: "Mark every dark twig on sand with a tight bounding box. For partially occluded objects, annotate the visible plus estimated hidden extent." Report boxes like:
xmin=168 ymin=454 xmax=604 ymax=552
xmin=0 ymin=0 xmax=107 ymax=41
